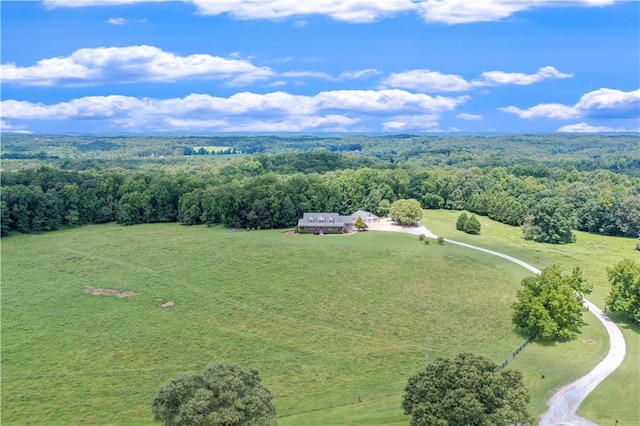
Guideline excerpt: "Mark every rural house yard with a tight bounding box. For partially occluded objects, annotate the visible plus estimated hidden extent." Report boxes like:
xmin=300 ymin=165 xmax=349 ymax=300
xmin=2 ymin=212 xmax=636 ymax=424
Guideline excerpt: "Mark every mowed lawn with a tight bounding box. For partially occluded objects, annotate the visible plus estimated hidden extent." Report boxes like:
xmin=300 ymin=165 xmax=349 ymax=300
xmin=424 ymin=209 xmax=640 ymax=425
xmin=3 ymin=222 xmax=533 ymax=425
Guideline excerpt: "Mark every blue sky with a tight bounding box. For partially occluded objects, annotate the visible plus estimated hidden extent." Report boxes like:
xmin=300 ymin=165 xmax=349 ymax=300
xmin=1 ymin=0 xmax=639 ymax=134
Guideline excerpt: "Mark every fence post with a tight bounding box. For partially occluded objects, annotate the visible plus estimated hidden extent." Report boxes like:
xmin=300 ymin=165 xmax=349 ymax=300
xmin=500 ymin=338 xmax=532 ymax=369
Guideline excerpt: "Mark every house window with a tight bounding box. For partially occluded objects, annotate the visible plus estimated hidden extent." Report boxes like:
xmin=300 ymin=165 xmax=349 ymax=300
xmin=319 ymin=217 xmax=324 ymax=223
xmin=309 ymin=217 xmax=314 ymax=223
xmin=329 ymin=217 xmax=334 ymax=223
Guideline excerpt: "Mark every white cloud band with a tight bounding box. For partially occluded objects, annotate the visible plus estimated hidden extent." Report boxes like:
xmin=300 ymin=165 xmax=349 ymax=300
xmin=43 ymin=0 xmax=617 ymax=24
xmin=0 ymin=45 xmax=273 ymax=87
xmin=500 ymin=88 xmax=640 ymax=120
xmin=382 ymin=66 xmax=572 ymax=92
xmin=1 ymin=90 xmax=468 ymax=132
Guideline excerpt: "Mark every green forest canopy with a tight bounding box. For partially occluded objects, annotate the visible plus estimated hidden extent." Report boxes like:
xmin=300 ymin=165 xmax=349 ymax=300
xmin=1 ymin=134 xmax=639 ymax=240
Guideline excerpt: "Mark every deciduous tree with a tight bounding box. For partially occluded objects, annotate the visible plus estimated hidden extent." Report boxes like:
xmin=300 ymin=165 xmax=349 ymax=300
xmin=389 ymin=198 xmax=422 ymax=225
xmin=377 ymin=199 xmax=391 ymax=216
xmin=402 ymin=353 xmax=532 ymax=426
xmin=512 ymin=265 xmax=592 ymax=341
xmin=606 ymin=259 xmax=640 ymax=322
xmin=522 ymin=197 xmax=576 ymax=244
xmin=152 ymin=362 xmax=277 ymax=426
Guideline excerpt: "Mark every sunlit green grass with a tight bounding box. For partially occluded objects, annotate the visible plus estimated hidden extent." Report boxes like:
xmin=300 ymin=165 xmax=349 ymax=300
xmin=2 ymin=212 xmax=637 ymax=425
xmin=2 ymin=222 xmax=531 ymax=425
xmin=577 ymin=315 xmax=640 ymax=426
xmin=423 ymin=209 xmax=639 ymax=424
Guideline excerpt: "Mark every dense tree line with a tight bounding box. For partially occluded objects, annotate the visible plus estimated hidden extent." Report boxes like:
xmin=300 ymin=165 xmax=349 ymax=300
xmin=2 ymin=152 xmax=639 ymax=239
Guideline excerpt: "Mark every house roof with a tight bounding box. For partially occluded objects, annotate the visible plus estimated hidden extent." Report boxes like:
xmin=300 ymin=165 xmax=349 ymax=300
xmin=297 ymin=211 xmax=376 ymax=227
xmin=298 ymin=212 xmax=348 ymax=227
xmin=351 ymin=210 xmax=378 ymax=220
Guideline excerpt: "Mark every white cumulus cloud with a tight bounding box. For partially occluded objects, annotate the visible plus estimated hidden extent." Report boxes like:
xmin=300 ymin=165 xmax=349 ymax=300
xmin=339 ymin=68 xmax=381 ymax=80
xmin=575 ymin=88 xmax=640 ymax=117
xmin=500 ymin=88 xmax=640 ymax=120
xmin=382 ymin=70 xmax=472 ymax=92
xmin=382 ymin=114 xmax=441 ymax=131
xmin=191 ymin=0 xmax=418 ymax=23
xmin=499 ymin=104 xmax=580 ymax=120
xmin=281 ymin=71 xmax=334 ymax=80
xmin=1 ymin=89 xmax=467 ymax=132
xmin=557 ymin=122 xmax=615 ymax=133
xmin=456 ymin=113 xmax=482 ymax=120
xmin=382 ymin=66 xmax=572 ymax=92
xmin=106 ymin=17 xmax=127 ymax=25
xmin=478 ymin=66 xmax=572 ymax=86
xmin=43 ymin=0 xmax=617 ymax=24
xmin=0 ymin=45 xmax=274 ymax=86
xmin=416 ymin=0 xmax=615 ymax=24
xmin=106 ymin=17 xmax=147 ymax=25
xmin=0 ymin=120 xmax=33 ymax=134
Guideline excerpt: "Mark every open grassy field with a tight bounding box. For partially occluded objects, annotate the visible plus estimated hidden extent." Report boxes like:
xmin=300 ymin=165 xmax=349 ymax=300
xmin=424 ymin=209 xmax=640 ymax=424
xmin=1 ymin=213 xmax=637 ymax=425
xmin=2 ymin=222 xmax=533 ymax=424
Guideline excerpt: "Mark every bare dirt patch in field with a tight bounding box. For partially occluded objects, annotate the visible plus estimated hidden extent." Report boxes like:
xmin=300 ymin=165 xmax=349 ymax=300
xmin=86 ymin=287 xmax=139 ymax=297
xmin=160 ymin=301 xmax=175 ymax=308
xmin=584 ymin=339 xmax=596 ymax=344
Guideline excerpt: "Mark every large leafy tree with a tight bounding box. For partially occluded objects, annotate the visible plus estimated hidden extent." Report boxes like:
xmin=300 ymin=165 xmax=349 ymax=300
xmin=152 ymin=362 xmax=277 ymax=426
xmin=522 ymin=197 xmax=576 ymax=244
xmin=402 ymin=353 xmax=532 ymax=426
xmin=512 ymin=265 xmax=592 ymax=341
xmin=606 ymin=259 xmax=640 ymax=322
xmin=389 ymin=198 xmax=423 ymax=225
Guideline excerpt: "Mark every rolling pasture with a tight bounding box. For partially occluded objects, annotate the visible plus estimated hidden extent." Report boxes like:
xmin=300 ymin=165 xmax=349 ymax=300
xmin=2 ymin=221 xmax=533 ymax=424
xmin=1 ymin=213 xmax=637 ymax=424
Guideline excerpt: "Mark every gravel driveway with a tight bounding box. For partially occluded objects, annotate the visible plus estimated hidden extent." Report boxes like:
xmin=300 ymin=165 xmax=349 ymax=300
xmin=369 ymin=220 xmax=627 ymax=425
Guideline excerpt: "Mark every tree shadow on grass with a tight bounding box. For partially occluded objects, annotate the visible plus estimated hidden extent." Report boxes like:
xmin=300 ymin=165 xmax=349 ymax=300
xmin=606 ymin=311 xmax=640 ymax=336
xmin=511 ymin=328 xmax=575 ymax=348
xmin=531 ymin=338 xmax=560 ymax=348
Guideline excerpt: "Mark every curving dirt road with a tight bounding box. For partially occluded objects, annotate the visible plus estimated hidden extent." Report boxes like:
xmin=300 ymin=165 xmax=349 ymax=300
xmin=368 ymin=220 xmax=627 ymax=425
xmin=538 ymin=300 xmax=626 ymax=426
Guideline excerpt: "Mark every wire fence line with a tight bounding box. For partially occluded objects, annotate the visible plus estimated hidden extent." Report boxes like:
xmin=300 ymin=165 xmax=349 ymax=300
xmin=278 ymin=338 xmax=534 ymax=418
xmin=500 ymin=338 xmax=533 ymax=369
xmin=278 ymin=387 xmax=404 ymax=418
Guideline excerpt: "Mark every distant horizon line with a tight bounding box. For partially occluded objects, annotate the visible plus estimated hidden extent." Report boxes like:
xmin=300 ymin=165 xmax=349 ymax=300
xmin=4 ymin=131 xmax=639 ymax=138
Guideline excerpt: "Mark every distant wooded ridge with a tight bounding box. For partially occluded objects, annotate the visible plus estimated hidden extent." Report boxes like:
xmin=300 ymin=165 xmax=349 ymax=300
xmin=1 ymin=134 xmax=638 ymax=239
xmin=2 ymin=134 xmax=639 ymax=176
